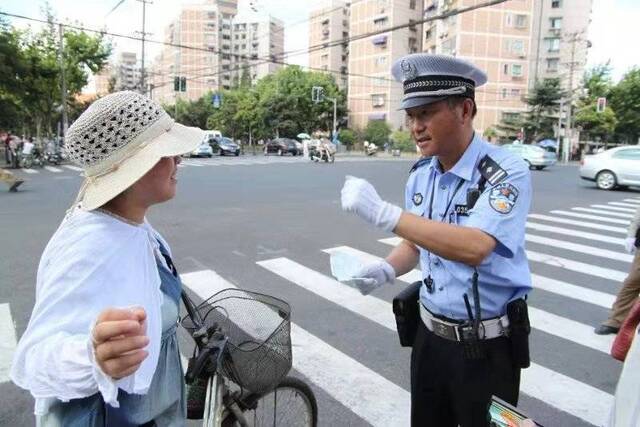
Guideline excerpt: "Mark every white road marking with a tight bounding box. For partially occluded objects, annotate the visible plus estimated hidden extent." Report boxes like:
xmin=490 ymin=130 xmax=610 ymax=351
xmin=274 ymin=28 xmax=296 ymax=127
xmin=21 ymin=168 xmax=37 ymax=174
xmin=44 ymin=166 xmax=62 ymax=173
xmin=525 ymin=234 xmax=632 ymax=262
xmin=528 ymin=214 xmax=627 ymax=233
xmin=549 ymin=210 xmax=630 ymax=225
xmin=260 ymin=256 xmax=613 ymax=426
xmin=526 ymin=250 xmax=627 ymax=282
xmin=572 ymin=207 xmax=633 ymax=219
xmin=0 ymin=304 xmax=18 ymax=383
xmin=607 ymin=202 xmax=639 ymax=208
xmin=591 ymin=204 xmax=636 ymax=213
xmin=526 ymin=222 xmax=624 ymax=245
xmin=180 ymin=270 xmax=411 ymax=427
xmin=622 ymin=199 xmax=640 ymax=204
xmin=62 ymin=165 xmax=82 ymax=172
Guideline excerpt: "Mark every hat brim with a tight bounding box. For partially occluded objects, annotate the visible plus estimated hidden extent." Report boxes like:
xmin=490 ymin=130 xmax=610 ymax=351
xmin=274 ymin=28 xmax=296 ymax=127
xmin=80 ymin=122 xmax=204 ymax=211
xmin=399 ymin=96 xmax=447 ymax=110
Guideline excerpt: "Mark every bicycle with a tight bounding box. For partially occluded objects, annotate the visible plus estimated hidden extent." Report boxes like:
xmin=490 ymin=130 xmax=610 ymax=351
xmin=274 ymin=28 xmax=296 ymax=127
xmin=180 ymin=288 xmax=318 ymax=427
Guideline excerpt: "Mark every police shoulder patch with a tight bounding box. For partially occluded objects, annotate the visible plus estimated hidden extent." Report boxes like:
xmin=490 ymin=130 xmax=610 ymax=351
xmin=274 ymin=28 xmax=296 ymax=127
xmin=489 ymin=182 xmax=519 ymax=214
xmin=413 ymin=192 xmax=423 ymax=206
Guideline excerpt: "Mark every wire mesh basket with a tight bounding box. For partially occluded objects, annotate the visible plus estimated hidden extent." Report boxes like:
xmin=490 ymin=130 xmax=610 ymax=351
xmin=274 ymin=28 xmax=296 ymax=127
xmin=182 ymin=288 xmax=292 ymax=395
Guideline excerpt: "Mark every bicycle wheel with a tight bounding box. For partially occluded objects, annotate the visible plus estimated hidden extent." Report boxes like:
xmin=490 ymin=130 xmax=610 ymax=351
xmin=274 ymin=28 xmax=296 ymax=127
xmin=225 ymin=376 xmax=317 ymax=427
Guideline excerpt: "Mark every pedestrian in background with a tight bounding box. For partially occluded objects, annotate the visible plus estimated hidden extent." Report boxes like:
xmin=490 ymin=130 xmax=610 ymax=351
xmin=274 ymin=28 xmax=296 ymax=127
xmin=595 ymin=204 xmax=640 ymax=335
xmin=11 ymin=91 xmax=204 ymax=426
xmin=340 ymin=54 xmax=532 ymax=426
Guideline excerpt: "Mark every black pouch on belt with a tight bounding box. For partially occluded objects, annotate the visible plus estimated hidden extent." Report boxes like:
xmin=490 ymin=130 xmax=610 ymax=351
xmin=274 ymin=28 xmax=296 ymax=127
xmin=506 ymin=298 xmax=531 ymax=368
xmin=392 ymin=281 xmax=422 ymax=347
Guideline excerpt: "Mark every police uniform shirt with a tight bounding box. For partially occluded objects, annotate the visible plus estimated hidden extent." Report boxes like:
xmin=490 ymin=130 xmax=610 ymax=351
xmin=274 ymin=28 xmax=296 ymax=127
xmin=405 ymin=133 xmax=532 ymax=320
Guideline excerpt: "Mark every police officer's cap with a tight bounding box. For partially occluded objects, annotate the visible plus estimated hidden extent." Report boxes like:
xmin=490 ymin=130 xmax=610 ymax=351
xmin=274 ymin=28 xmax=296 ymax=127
xmin=391 ymin=54 xmax=487 ymax=110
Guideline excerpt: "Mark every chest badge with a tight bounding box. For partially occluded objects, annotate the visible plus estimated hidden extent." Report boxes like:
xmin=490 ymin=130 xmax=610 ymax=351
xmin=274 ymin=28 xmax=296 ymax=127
xmin=413 ymin=192 xmax=423 ymax=206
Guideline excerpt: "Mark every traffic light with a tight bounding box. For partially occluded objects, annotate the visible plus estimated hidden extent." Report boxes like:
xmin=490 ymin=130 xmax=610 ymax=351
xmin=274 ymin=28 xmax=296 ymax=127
xmin=180 ymin=77 xmax=187 ymax=92
xmin=596 ymin=97 xmax=606 ymax=113
xmin=311 ymin=86 xmax=324 ymax=103
xmin=174 ymin=76 xmax=180 ymax=92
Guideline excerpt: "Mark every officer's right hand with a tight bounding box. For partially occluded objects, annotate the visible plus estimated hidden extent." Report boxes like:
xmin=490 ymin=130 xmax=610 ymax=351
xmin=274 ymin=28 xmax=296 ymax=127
xmin=92 ymin=307 xmax=149 ymax=380
xmin=350 ymin=260 xmax=396 ymax=295
xmin=624 ymin=237 xmax=636 ymax=254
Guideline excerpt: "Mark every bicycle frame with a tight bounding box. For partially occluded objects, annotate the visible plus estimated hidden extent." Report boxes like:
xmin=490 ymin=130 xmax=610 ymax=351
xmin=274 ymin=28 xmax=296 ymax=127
xmin=203 ymin=373 xmax=225 ymax=427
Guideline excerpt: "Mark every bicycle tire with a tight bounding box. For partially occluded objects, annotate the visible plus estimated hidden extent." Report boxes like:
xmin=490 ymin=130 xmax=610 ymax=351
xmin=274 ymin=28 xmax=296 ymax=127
xmin=222 ymin=376 xmax=317 ymax=427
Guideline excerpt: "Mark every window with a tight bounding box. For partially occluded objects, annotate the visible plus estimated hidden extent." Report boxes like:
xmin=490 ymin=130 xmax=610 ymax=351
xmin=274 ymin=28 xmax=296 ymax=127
xmin=410 ymin=0 xmax=416 ymax=9
xmin=207 ymin=12 xmax=216 ymax=19
xmin=511 ymin=88 xmax=521 ymax=98
xmin=503 ymin=64 xmax=509 ymax=74
xmin=551 ymin=0 xmax=562 ymax=7
xmin=550 ymin=17 xmax=562 ymax=29
xmin=425 ymin=29 xmax=432 ymax=40
xmin=373 ymin=77 xmax=387 ymax=87
xmin=547 ymin=38 xmax=560 ymax=52
xmin=508 ymin=39 xmax=525 ymax=55
xmin=371 ymin=94 xmax=386 ymax=108
xmin=501 ymin=88 xmax=508 ymax=99
xmin=321 ymin=54 xmax=328 ymax=61
xmin=375 ymin=56 xmax=387 ymax=66
xmin=442 ymin=38 xmax=455 ymax=55
xmin=373 ymin=16 xmax=388 ymax=28
xmin=511 ymin=64 xmax=523 ymax=76
xmin=546 ymin=58 xmax=559 ymax=71
xmin=515 ymin=14 xmax=527 ymax=28
xmin=223 ymin=34 xmax=231 ymax=40
xmin=613 ymin=149 xmax=640 ymax=160
xmin=502 ymin=112 xmax=520 ymax=121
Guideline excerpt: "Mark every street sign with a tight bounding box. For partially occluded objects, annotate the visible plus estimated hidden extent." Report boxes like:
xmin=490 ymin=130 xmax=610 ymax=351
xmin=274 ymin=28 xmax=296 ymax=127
xmin=596 ymin=97 xmax=607 ymax=113
xmin=212 ymin=93 xmax=221 ymax=108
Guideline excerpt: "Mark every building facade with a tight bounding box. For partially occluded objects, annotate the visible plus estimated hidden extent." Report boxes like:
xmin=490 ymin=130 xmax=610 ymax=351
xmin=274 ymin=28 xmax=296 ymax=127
xmin=115 ymin=52 xmax=140 ymax=92
xmin=347 ymin=0 xmax=424 ymax=131
xmin=308 ymin=0 xmax=350 ymax=90
xmin=423 ymin=0 xmax=534 ymax=135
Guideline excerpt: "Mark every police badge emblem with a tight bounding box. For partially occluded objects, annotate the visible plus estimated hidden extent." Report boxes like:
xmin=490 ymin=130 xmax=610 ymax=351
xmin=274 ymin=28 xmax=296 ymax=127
xmin=400 ymin=59 xmax=417 ymax=80
xmin=489 ymin=183 xmax=519 ymax=214
xmin=413 ymin=192 xmax=423 ymax=206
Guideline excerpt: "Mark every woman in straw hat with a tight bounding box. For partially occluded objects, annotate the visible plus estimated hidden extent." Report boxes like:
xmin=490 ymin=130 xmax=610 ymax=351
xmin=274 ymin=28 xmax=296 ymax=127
xmin=11 ymin=91 xmax=204 ymax=426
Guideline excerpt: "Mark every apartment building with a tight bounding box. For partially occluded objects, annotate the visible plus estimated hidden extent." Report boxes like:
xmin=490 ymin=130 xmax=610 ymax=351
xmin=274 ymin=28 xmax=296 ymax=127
xmin=423 ymin=0 xmax=534 ymax=134
xmin=347 ymin=0 xmax=424 ymax=131
xmin=308 ymin=0 xmax=350 ymax=90
xmin=530 ymin=0 xmax=592 ymax=91
xmin=114 ymin=52 xmax=140 ymax=92
xmin=229 ymin=11 xmax=284 ymax=86
xmin=149 ymin=0 xmax=238 ymax=104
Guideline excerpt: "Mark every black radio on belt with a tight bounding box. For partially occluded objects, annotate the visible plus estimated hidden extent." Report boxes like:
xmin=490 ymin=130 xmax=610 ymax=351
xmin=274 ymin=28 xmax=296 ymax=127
xmin=506 ymin=298 xmax=531 ymax=368
xmin=392 ymin=281 xmax=422 ymax=347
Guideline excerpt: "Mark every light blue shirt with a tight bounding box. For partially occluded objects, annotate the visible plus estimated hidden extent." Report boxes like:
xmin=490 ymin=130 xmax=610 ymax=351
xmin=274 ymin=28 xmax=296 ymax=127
xmin=405 ymin=133 xmax=532 ymax=321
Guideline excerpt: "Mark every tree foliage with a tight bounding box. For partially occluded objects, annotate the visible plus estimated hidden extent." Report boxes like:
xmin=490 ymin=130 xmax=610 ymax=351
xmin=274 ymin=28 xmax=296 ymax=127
xmin=390 ymin=129 xmax=414 ymax=152
xmin=610 ymin=68 xmax=640 ymax=144
xmin=364 ymin=120 xmax=391 ymax=146
xmin=574 ymin=63 xmax=617 ymax=142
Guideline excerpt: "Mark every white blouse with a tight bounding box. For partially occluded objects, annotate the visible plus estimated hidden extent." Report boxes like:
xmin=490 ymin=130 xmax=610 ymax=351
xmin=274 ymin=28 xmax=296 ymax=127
xmin=11 ymin=208 xmax=171 ymax=415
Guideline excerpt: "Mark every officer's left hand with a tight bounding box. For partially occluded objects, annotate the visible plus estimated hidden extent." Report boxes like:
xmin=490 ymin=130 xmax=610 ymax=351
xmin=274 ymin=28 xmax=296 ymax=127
xmin=341 ymin=175 xmax=402 ymax=232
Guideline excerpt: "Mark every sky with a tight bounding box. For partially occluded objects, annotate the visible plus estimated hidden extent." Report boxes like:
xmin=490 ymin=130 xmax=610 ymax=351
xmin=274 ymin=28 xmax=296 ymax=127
xmin=2 ymin=0 xmax=639 ymax=85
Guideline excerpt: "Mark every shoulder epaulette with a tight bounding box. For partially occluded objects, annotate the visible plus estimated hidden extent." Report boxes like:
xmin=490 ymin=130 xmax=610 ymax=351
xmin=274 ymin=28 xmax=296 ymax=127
xmin=477 ymin=155 xmax=508 ymax=186
xmin=409 ymin=157 xmax=432 ymax=174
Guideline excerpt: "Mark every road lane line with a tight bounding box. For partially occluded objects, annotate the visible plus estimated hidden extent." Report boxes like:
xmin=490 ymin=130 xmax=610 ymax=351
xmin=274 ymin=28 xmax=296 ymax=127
xmin=607 ymin=202 xmax=639 ymax=208
xmin=591 ymin=204 xmax=636 ymax=213
xmin=0 ymin=304 xmax=18 ymax=383
xmin=44 ymin=166 xmax=62 ymax=173
xmin=528 ymin=214 xmax=627 ymax=233
xmin=525 ymin=234 xmax=632 ymax=262
xmin=526 ymin=222 xmax=624 ymax=245
xmin=572 ymin=207 xmax=633 ymax=218
xmin=549 ymin=210 xmax=630 ymax=225
xmin=180 ymin=269 xmax=410 ymax=427
xmin=62 ymin=165 xmax=82 ymax=172
xmin=260 ymin=255 xmax=612 ymax=426
xmin=622 ymin=199 xmax=640 ymax=204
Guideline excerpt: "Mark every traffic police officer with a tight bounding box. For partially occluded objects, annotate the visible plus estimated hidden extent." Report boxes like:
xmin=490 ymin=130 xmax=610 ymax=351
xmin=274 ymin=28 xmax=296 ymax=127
xmin=340 ymin=54 xmax=532 ymax=426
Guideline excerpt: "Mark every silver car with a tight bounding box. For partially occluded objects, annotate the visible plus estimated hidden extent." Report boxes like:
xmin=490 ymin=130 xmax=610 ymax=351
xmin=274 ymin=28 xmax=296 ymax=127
xmin=580 ymin=146 xmax=640 ymax=190
xmin=501 ymin=144 xmax=557 ymax=170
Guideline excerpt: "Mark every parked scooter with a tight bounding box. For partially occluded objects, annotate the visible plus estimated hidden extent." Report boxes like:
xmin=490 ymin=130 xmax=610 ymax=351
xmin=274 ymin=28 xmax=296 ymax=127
xmin=44 ymin=150 xmax=61 ymax=165
xmin=365 ymin=142 xmax=378 ymax=156
xmin=20 ymin=149 xmax=44 ymax=168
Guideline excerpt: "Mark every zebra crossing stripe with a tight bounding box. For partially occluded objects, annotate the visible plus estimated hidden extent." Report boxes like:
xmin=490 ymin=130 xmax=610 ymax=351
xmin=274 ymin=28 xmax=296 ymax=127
xmin=44 ymin=166 xmax=62 ymax=173
xmin=622 ymin=199 xmax=640 ymax=204
xmin=21 ymin=168 xmax=37 ymax=174
xmin=527 ymin=214 xmax=627 ymax=234
xmin=549 ymin=210 xmax=630 ymax=225
xmin=525 ymin=233 xmax=632 ymax=262
xmin=572 ymin=207 xmax=633 ymax=219
xmin=526 ymin=222 xmax=624 ymax=245
xmin=62 ymin=165 xmax=82 ymax=172
xmin=0 ymin=303 xmax=17 ymax=383
xmin=180 ymin=270 xmax=411 ymax=427
xmin=526 ymin=250 xmax=628 ymax=282
xmin=259 ymin=256 xmax=612 ymax=426
xmin=607 ymin=202 xmax=639 ymax=208
xmin=591 ymin=204 xmax=636 ymax=213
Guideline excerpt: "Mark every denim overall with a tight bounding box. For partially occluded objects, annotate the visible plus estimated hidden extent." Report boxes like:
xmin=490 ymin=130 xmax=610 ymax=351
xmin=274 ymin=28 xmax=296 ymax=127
xmin=40 ymin=241 xmax=186 ymax=427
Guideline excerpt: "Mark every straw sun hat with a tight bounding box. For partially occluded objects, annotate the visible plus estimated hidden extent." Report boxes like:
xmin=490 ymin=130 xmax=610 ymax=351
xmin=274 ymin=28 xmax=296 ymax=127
xmin=65 ymin=91 xmax=204 ymax=210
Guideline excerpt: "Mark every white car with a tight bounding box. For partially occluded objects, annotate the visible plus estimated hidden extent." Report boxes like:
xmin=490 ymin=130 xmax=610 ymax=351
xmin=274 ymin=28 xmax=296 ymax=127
xmin=190 ymin=141 xmax=213 ymax=158
xmin=501 ymin=143 xmax=557 ymax=170
xmin=580 ymin=146 xmax=640 ymax=190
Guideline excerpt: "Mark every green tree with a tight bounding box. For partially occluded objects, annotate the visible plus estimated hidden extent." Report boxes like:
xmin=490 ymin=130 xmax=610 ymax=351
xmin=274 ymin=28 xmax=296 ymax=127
xmin=338 ymin=128 xmax=357 ymax=148
xmin=574 ymin=64 xmax=617 ymax=143
xmin=364 ymin=120 xmax=391 ymax=146
xmin=610 ymin=68 xmax=640 ymax=144
xmin=390 ymin=129 xmax=414 ymax=152
xmin=0 ymin=17 xmax=27 ymax=131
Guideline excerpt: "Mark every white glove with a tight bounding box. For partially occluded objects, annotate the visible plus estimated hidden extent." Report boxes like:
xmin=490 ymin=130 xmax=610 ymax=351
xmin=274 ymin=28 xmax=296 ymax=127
xmin=348 ymin=260 xmax=396 ymax=295
xmin=624 ymin=237 xmax=636 ymax=254
xmin=340 ymin=175 xmax=403 ymax=232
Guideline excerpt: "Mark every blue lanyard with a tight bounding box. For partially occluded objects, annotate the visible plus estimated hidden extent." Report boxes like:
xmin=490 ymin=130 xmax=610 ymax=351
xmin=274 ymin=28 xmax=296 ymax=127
xmin=427 ymin=172 xmax=465 ymax=222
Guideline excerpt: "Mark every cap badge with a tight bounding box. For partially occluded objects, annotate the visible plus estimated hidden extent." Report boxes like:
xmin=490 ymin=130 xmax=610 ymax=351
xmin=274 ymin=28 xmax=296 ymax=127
xmin=400 ymin=59 xmax=417 ymax=80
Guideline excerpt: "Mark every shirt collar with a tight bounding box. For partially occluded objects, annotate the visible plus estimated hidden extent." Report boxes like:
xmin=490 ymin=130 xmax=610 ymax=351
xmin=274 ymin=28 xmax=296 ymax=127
xmin=429 ymin=132 xmax=482 ymax=181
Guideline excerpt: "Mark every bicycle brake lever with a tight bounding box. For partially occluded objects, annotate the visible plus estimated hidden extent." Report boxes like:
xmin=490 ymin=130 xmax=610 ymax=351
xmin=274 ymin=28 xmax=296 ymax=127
xmin=186 ymin=346 xmax=213 ymax=384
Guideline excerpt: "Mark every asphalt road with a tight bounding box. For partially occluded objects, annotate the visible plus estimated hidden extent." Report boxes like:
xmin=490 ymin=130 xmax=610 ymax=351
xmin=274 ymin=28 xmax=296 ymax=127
xmin=1 ymin=154 xmax=637 ymax=426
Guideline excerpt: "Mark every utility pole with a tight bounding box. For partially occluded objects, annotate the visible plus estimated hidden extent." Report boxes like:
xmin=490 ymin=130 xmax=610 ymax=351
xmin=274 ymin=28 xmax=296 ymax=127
xmin=58 ymin=24 xmax=68 ymax=143
xmin=557 ymin=98 xmax=564 ymax=157
xmin=135 ymin=0 xmax=153 ymax=95
xmin=563 ymin=31 xmax=583 ymax=163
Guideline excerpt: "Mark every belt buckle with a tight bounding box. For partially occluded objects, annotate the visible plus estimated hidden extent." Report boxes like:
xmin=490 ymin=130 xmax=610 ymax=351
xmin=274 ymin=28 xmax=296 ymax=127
xmin=432 ymin=319 xmax=458 ymax=341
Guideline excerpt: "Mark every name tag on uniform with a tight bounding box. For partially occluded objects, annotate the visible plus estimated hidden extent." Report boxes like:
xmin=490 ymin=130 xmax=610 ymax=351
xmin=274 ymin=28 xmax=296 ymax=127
xmin=454 ymin=204 xmax=469 ymax=216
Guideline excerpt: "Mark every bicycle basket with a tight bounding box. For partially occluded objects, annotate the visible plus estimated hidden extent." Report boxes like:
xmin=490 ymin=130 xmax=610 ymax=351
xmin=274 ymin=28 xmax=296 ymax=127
xmin=182 ymin=288 xmax=292 ymax=395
